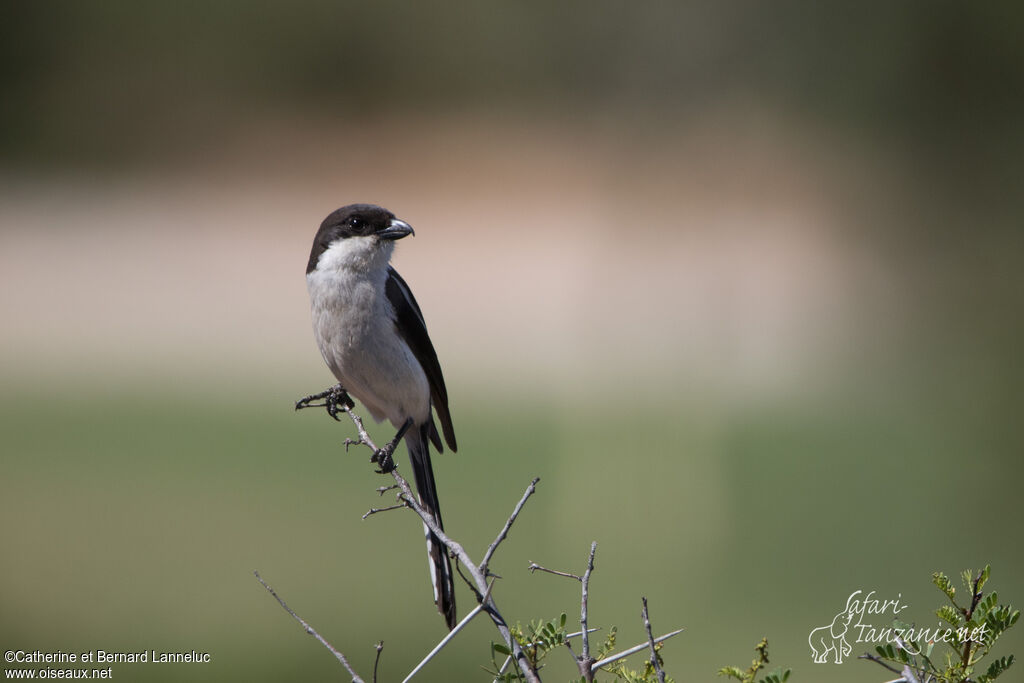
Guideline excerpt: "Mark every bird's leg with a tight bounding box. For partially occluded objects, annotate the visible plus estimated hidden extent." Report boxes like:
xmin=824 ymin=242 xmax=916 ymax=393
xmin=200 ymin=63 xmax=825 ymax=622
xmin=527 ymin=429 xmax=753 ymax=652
xmin=294 ymin=383 xmax=355 ymax=421
xmin=371 ymin=418 xmax=413 ymax=474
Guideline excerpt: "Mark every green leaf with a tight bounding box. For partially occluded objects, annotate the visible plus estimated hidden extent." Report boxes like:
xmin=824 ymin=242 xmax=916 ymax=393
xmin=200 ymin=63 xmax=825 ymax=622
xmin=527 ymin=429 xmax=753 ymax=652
xmin=934 ymin=571 xmax=957 ymax=602
xmin=978 ymin=591 xmax=998 ymax=617
xmin=978 ymin=565 xmax=991 ymax=592
xmin=982 ymin=654 xmax=1014 ymax=681
xmin=937 ymin=604 xmax=961 ymax=627
xmin=717 ymin=666 xmax=746 ymax=680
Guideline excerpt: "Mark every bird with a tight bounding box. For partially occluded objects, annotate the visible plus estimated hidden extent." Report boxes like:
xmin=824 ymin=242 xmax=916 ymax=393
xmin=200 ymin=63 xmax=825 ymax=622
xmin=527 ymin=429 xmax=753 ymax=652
xmin=301 ymin=203 xmax=458 ymax=629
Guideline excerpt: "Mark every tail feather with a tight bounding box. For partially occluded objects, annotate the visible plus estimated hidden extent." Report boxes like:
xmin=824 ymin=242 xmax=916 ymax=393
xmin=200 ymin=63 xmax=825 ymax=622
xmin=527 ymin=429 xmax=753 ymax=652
xmin=406 ymin=425 xmax=457 ymax=629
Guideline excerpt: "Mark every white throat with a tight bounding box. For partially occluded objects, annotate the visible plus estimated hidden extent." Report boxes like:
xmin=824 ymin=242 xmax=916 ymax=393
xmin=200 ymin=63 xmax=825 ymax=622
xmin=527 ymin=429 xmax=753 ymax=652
xmin=314 ymin=236 xmax=394 ymax=275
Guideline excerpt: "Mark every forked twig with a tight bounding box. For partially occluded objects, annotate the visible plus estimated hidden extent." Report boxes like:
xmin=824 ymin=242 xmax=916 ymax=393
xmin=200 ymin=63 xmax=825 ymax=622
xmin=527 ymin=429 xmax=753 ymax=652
xmin=527 ymin=563 xmax=582 ymax=581
xmin=362 ymin=502 xmax=407 ymax=519
xmin=332 ymin=401 xmax=542 ymax=683
xmin=480 ymin=477 xmax=540 ymax=573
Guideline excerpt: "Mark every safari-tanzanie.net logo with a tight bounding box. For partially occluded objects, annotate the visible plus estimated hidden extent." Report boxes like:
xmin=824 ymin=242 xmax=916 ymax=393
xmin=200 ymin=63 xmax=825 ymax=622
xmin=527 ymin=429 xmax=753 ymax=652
xmin=808 ymin=589 xmax=989 ymax=664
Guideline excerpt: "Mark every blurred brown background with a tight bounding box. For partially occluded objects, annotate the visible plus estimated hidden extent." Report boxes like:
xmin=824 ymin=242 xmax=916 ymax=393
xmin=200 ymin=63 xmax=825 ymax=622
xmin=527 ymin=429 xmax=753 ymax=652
xmin=2 ymin=3 xmax=1022 ymax=682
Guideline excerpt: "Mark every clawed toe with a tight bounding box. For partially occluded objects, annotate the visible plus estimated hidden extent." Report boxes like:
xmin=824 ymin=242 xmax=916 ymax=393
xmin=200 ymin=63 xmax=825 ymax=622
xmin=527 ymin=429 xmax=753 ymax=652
xmin=295 ymin=384 xmax=354 ymax=420
xmin=371 ymin=444 xmax=397 ymax=473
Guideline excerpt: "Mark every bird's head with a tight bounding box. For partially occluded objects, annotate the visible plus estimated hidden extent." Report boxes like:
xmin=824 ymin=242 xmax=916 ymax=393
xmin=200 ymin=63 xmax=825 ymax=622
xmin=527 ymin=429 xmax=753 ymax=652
xmin=306 ymin=204 xmax=414 ymax=274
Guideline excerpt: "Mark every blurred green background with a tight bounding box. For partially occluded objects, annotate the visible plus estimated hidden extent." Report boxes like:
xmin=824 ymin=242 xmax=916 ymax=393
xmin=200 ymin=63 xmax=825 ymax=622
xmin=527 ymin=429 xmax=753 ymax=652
xmin=2 ymin=2 xmax=1022 ymax=681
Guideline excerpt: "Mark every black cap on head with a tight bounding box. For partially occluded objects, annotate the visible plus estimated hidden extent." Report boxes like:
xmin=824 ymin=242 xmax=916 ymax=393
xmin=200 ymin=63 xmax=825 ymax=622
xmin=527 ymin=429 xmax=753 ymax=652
xmin=306 ymin=204 xmax=411 ymax=274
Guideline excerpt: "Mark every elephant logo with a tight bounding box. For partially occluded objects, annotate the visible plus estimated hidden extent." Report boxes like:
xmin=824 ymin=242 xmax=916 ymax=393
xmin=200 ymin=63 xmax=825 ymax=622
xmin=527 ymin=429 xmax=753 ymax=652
xmin=808 ymin=591 xmax=859 ymax=664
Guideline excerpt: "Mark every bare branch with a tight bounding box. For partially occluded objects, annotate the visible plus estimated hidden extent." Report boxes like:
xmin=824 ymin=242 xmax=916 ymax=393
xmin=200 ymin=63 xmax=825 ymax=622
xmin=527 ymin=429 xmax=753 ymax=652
xmin=339 ymin=410 xmax=377 ymax=454
xmin=526 ymin=544 xmax=599 ymax=681
xmin=315 ymin=403 xmax=543 ymax=683
xmin=527 ymin=562 xmax=582 ymax=581
xmin=641 ymin=597 xmax=667 ymax=683
xmin=567 ymin=628 xmax=601 ymax=640
xmin=480 ymin=477 xmax=540 ymax=573
xmin=393 ymin=475 xmax=541 ymax=682
xmin=590 ymin=628 xmax=684 ymax=672
xmin=254 ymin=571 xmax=365 ymax=683
xmin=372 ymin=642 xmax=383 ymax=683
xmin=579 ymin=541 xmax=598 ymax=680
xmin=339 ymin=409 xmax=538 ymax=680
xmin=362 ymin=502 xmax=407 ymax=520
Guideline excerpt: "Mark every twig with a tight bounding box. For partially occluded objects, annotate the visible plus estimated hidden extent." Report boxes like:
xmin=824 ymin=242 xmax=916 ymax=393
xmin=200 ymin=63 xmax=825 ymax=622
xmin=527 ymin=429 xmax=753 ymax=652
xmin=580 ymin=541 xmax=598 ymax=681
xmin=961 ymin=568 xmax=984 ymax=670
xmin=493 ymin=629 xmax=599 ymax=683
xmin=480 ymin=477 xmax=540 ymax=573
xmin=372 ymin=642 xmax=383 ymax=683
xmin=254 ymin=571 xmax=365 ymax=683
xmin=527 ymin=563 xmax=582 ymax=581
xmin=641 ymin=597 xmax=667 ymax=683
xmin=362 ymin=502 xmax=407 ymax=519
xmin=526 ymin=544 xmax=598 ymax=680
xmin=334 ymin=405 xmax=542 ymax=683
xmin=590 ymin=629 xmax=685 ymax=672
xmin=403 ymin=579 xmax=495 ymax=683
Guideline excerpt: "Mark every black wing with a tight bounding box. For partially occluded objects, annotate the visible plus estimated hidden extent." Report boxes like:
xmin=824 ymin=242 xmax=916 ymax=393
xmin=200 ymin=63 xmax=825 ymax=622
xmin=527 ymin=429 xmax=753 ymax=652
xmin=385 ymin=266 xmax=457 ymax=452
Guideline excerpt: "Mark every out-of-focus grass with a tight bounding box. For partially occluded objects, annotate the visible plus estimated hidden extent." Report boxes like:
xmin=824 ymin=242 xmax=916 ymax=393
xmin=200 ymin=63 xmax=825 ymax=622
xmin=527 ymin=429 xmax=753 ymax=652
xmin=1 ymin=382 xmax=1021 ymax=682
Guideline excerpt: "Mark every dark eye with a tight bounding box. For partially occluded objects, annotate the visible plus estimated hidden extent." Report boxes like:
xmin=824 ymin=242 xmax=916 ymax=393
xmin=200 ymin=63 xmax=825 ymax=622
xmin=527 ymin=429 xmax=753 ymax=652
xmin=348 ymin=217 xmax=364 ymax=229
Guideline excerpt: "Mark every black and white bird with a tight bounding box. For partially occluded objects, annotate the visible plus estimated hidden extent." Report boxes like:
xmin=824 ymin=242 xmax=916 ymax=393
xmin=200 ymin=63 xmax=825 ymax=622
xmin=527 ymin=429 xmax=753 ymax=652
xmin=303 ymin=204 xmax=457 ymax=629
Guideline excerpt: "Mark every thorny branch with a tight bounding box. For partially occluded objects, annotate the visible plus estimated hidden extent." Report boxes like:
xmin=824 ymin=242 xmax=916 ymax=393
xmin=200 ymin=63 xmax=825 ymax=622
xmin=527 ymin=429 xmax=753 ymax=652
xmin=641 ymin=597 xmax=667 ymax=683
xmin=481 ymin=477 xmax=540 ymax=573
xmin=276 ymin=393 xmax=685 ymax=682
xmin=523 ymin=543 xmax=597 ymax=680
xmin=529 ymin=544 xmax=684 ymax=681
xmin=362 ymin=502 xmax=406 ymax=519
xmin=580 ymin=541 xmax=598 ymax=680
xmin=527 ymin=563 xmax=582 ymax=581
xmin=274 ymin=397 xmax=542 ymax=683
xmin=590 ymin=629 xmax=684 ymax=672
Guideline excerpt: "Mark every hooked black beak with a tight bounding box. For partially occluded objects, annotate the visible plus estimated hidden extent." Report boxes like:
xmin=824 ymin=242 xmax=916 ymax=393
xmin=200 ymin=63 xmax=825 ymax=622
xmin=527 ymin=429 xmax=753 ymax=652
xmin=377 ymin=218 xmax=415 ymax=241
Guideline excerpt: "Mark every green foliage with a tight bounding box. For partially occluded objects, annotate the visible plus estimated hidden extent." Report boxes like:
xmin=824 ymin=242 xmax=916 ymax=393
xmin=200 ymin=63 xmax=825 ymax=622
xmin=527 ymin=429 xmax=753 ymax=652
xmin=485 ymin=566 xmax=1015 ymax=682
xmin=867 ymin=566 xmax=1019 ymax=683
xmin=595 ymin=628 xmax=673 ymax=683
xmin=486 ymin=614 xmax=568 ymax=681
xmin=484 ymin=611 xmax=678 ymax=682
xmin=718 ymin=638 xmax=790 ymax=683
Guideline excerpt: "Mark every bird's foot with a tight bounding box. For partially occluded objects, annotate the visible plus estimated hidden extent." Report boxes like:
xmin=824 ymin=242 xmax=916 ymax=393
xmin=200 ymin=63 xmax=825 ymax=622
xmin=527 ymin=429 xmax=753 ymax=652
xmin=371 ymin=442 xmax=397 ymax=474
xmin=370 ymin=418 xmax=414 ymax=474
xmin=294 ymin=383 xmax=355 ymax=421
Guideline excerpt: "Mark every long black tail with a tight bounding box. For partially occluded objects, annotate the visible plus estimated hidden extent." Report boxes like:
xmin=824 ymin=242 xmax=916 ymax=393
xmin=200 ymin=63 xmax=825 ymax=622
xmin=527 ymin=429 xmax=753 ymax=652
xmin=406 ymin=425 xmax=457 ymax=629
